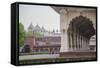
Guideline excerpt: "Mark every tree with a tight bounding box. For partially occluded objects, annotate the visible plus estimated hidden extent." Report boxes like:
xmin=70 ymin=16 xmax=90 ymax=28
xmin=19 ymin=23 xmax=26 ymax=47
xmin=27 ymin=30 xmax=43 ymax=38
xmin=33 ymin=31 xmax=43 ymax=38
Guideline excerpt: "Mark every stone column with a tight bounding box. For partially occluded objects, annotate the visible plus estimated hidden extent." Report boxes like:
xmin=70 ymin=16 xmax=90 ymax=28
xmin=83 ymin=37 xmax=85 ymax=51
xmin=81 ymin=36 xmax=84 ymax=50
xmin=82 ymin=37 xmax=88 ymax=51
xmin=75 ymin=27 xmax=77 ymax=51
xmin=59 ymin=9 xmax=69 ymax=52
xmin=68 ymin=30 xmax=71 ymax=49
xmin=77 ymin=30 xmax=79 ymax=51
xmin=81 ymin=36 xmax=83 ymax=49
xmin=74 ymin=33 xmax=76 ymax=51
xmin=87 ymin=39 xmax=89 ymax=50
xmin=79 ymin=34 xmax=81 ymax=50
xmin=82 ymin=36 xmax=84 ymax=49
xmin=78 ymin=34 xmax=80 ymax=50
xmin=78 ymin=35 xmax=80 ymax=51
xmin=70 ymin=31 xmax=73 ymax=51
xmin=86 ymin=38 xmax=89 ymax=51
xmin=75 ymin=32 xmax=77 ymax=51
xmin=80 ymin=35 xmax=82 ymax=48
xmin=74 ymin=27 xmax=76 ymax=51
xmin=77 ymin=33 xmax=79 ymax=51
xmin=70 ymin=32 xmax=73 ymax=51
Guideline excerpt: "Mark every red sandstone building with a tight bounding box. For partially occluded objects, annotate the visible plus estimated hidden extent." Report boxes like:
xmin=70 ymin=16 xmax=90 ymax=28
xmin=22 ymin=36 xmax=61 ymax=54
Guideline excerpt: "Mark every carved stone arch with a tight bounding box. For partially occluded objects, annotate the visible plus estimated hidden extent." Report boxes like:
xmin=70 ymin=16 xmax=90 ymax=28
xmin=68 ymin=15 xmax=95 ymax=38
xmin=67 ymin=15 xmax=95 ymax=51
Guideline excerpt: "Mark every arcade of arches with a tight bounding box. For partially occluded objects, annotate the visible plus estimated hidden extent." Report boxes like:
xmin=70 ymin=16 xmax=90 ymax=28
xmin=52 ymin=7 xmax=96 ymax=53
xmin=67 ymin=15 xmax=95 ymax=51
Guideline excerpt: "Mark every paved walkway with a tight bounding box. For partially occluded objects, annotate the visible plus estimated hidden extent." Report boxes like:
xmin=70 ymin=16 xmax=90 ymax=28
xmin=19 ymin=54 xmax=59 ymax=60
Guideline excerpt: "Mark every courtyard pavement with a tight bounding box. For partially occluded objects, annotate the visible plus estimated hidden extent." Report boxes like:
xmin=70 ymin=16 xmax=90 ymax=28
xmin=19 ymin=54 xmax=59 ymax=60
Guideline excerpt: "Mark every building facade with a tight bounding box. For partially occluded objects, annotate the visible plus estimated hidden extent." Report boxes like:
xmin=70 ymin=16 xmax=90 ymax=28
xmin=21 ymin=24 xmax=61 ymax=54
xmin=52 ymin=6 xmax=96 ymax=53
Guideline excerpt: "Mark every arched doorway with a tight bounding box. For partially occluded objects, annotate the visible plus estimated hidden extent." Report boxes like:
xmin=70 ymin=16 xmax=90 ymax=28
xmin=22 ymin=45 xmax=31 ymax=53
xmin=67 ymin=15 xmax=95 ymax=52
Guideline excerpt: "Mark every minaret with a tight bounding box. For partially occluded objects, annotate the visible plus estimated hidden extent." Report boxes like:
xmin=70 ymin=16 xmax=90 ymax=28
xmin=25 ymin=23 xmax=35 ymax=51
xmin=28 ymin=23 xmax=34 ymax=36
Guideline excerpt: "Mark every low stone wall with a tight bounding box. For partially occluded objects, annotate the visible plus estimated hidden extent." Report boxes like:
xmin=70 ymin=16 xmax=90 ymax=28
xmin=60 ymin=52 xmax=96 ymax=58
xmin=19 ymin=56 xmax=96 ymax=65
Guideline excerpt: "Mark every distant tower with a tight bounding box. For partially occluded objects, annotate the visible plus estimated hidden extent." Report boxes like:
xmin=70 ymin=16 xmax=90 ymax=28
xmin=28 ymin=23 xmax=34 ymax=36
xmin=41 ymin=26 xmax=46 ymax=32
xmin=25 ymin=23 xmax=35 ymax=52
xmin=56 ymin=29 xmax=58 ymax=33
xmin=52 ymin=29 xmax=55 ymax=33
xmin=35 ymin=24 xmax=41 ymax=32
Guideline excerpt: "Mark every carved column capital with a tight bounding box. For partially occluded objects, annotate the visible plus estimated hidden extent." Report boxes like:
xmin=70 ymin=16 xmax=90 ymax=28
xmin=59 ymin=8 xmax=68 ymax=15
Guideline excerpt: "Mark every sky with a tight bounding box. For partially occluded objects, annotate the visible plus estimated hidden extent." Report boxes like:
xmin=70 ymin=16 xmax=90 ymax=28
xmin=19 ymin=4 xmax=60 ymax=32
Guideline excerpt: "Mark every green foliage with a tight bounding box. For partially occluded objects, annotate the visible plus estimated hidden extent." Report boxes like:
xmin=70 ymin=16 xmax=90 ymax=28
xmin=33 ymin=32 xmax=43 ymax=38
xmin=27 ymin=31 xmax=43 ymax=38
xmin=27 ymin=31 xmax=33 ymax=36
xmin=19 ymin=23 xmax=26 ymax=47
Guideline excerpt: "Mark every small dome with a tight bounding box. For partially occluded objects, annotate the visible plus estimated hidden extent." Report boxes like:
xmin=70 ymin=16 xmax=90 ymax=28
xmin=28 ymin=23 xmax=34 ymax=30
